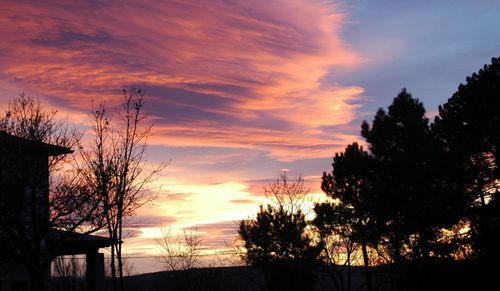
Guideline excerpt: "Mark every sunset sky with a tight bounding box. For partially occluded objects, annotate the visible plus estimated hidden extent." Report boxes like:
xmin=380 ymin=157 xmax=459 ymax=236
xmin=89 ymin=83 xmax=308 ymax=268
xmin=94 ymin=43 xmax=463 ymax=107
xmin=1 ymin=0 xmax=499 ymax=273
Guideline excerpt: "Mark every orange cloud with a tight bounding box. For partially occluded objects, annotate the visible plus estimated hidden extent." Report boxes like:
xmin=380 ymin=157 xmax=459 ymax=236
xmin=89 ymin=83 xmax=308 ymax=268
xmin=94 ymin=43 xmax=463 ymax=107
xmin=0 ymin=1 xmax=365 ymax=270
xmin=0 ymin=0 xmax=364 ymax=162
xmin=151 ymin=121 xmax=360 ymax=161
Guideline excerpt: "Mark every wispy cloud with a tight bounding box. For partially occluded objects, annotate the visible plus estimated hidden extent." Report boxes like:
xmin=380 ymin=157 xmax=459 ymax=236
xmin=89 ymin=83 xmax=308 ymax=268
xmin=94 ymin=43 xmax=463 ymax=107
xmin=0 ymin=0 xmax=363 ymax=161
xmin=0 ymin=1 xmax=364 ymax=267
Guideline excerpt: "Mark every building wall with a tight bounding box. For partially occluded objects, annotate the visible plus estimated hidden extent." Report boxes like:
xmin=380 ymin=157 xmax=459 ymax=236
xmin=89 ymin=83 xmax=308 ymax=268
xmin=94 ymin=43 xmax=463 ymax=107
xmin=0 ymin=150 xmax=50 ymax=234
xmin=0 ymin=145 xmax=51 ymax=291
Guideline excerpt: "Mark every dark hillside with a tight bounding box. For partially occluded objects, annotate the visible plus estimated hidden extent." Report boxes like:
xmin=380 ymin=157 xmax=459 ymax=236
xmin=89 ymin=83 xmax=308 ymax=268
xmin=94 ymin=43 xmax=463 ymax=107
xmin=121 ymin=260 xmax=492 ymax=291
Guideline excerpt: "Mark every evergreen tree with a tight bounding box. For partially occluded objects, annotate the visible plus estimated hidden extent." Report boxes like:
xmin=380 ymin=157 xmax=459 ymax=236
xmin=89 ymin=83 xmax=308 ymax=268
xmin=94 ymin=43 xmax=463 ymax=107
xmin=361 ymin=88 xmax=443 ymax=262
xmin=239 ymin=174 xmax=320 ymax=291
xmin=433 ymin=57 xmax=500 ymax=262
xmin=315 ymin=142 xmax=378 ymax=291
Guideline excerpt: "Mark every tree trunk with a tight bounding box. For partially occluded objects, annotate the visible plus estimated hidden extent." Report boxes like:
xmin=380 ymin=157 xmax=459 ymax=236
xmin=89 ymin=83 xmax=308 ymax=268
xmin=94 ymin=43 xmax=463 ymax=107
xmin=110 ymin=244 xmax=117 ymax=291
xmin=392 ymin=221 xmax=403 ymax=291
xmin=346 ymin=248 xmax=352 ymax=291
xmin=117 ymin=243 xmax=124 ymax=291
xmin=117 ymin=212 xmax=125 ymax=291
xmin=361 ymin=242 xmax=374 ymax=291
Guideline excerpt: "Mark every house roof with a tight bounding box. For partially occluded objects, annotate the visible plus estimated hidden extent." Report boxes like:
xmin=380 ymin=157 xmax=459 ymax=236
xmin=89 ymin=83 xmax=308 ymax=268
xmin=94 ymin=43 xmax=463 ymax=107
xmin=0 ymin=131 xmax=73 ymax=156
xmin=47 ymin=230 xmax=115 ymax=255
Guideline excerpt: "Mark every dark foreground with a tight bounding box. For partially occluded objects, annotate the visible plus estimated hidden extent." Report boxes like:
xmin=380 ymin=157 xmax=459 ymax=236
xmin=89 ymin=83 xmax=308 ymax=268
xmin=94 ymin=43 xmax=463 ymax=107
xmin=52 ymin=259 xmax=495 ymax=291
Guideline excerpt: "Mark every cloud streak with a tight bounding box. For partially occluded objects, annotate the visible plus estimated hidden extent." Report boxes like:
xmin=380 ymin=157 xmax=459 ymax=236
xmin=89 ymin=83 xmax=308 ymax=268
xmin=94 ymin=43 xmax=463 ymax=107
xmin=0 ymin=0 xmax=364 ymax=270
xmin=0 ymin=0 xmax=363 ymax=161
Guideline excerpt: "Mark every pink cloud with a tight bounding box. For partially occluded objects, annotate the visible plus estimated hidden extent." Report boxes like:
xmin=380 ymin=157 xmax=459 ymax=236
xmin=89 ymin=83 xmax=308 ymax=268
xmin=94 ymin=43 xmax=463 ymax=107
xmin=0 ymin=2 xmax=369 ymax=270
xmin=0 ymin=0 xmax=364 ymax=161
xmin=151 ymin=121 xmax=360 ymax=161
xmin=184 ymin=220 xmax=239 ymax=249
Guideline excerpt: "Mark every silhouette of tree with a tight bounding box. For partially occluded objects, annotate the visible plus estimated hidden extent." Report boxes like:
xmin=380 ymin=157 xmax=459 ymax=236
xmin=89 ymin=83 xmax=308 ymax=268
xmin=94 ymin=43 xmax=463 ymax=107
xmin=0 ymin=94 xmax=103 ymax=291
xmin=312 ymin=58 xmax=500 ymax=290
xmin=361 ymin=89 xmax=431 ymax=262
xmin=313 ymin=202 xmax=362 ymax=291
xmin=433 ymin=57 xmax=500 ymax=264
xmin=359 ymin=88 xmax=461 ymax=263
xmin=52 ymin=255 xmax=85 ymax=291
xmin=155 ymin=227 xmax=215 ymax=290
xmin=78 ymin=88 xmax=166 ymax=291
xmin=238 ymin=173 xmax=320 ymax=291
xmin=314 ymin=142 xmax=378 ymax=291
xmin=156 ymin=227 xmax=203 ymax=272
xmin=0 ymin=93 xmax=79 ymax=170
xmin=353 ymin=88 xmax=479 ymax=290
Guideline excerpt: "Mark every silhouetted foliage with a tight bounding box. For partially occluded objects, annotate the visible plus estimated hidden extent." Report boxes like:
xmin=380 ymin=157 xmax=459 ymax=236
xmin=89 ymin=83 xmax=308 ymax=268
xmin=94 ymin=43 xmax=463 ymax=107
xmin=313 ymin=202 xmax=363 ymax=291
xmin=360 ymin=89 xmax=457 ymax=262
xmin=314 ymin=142 xmax=378 ymax=291
xmin=433 ymin=57 xmax=500 ymax=265
xmin=239 ymin=174 xmax=320 ymax=291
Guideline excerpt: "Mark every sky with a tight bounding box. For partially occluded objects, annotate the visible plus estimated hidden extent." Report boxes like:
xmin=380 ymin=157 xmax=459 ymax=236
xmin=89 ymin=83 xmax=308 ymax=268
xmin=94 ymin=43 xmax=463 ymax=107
xmin=1 ymin=0 xmax=499 ymax=273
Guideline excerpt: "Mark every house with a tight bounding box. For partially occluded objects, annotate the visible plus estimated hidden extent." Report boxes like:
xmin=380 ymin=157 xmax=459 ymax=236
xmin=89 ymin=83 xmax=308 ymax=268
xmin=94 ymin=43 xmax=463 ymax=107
xmin=0 ymin=131 xmax=112 ymax=291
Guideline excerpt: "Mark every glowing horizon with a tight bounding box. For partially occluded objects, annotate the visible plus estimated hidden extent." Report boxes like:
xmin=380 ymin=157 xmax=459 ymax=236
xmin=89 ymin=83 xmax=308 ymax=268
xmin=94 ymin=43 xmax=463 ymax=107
xmin=1 ymin=0 xmax=499 ymax=274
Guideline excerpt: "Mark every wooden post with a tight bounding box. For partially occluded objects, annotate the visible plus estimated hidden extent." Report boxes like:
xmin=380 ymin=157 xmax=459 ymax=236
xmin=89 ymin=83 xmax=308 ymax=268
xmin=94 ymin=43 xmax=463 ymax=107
xmin=86 ymin=251 xmax=104 ymax=291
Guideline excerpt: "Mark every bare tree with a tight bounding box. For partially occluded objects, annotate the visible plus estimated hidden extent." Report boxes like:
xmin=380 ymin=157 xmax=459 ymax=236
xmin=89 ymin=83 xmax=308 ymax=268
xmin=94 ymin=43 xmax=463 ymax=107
xmin=0 ymin=93 xmax=79 ymax=171
xmin=264 ymin=172 xmax=310 ymax=214
xmin=155 ymin=227 xmax=203 ymax=272
xmin=78 ymin=88 xmax=165 ymax=291
xmin=52 ymin=255 xmax=85 ymax=291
